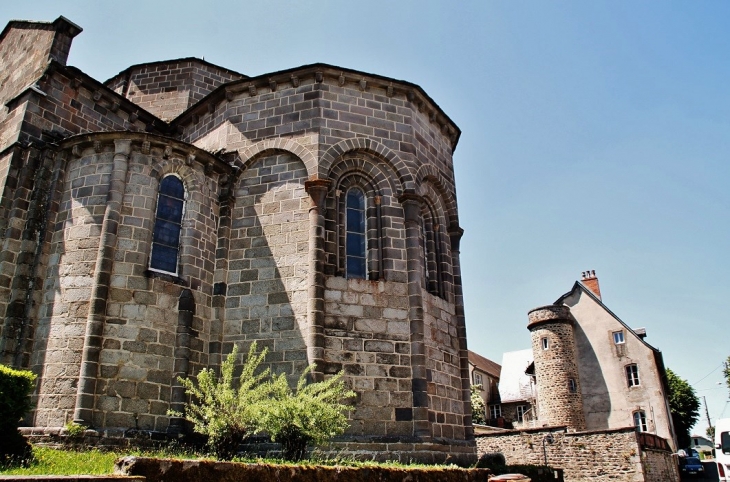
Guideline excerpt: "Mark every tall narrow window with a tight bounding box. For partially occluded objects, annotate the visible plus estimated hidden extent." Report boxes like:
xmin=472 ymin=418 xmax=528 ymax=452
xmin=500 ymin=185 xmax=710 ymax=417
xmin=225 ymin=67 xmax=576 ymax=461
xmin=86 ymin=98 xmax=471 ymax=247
xmin=633 ymin=410 xmax=648 ymax=432
xmin=150 ymin=175 xmax=185 ymax=275
xmin=541 ymin=337 xmax=549 ymax=350
xmin=568 ymin=378 xmax=577 ymax=393
xmin=516 ymin=405 xmax=527 ymax=423
xmin=345 ymin=187 xmax=366 ymax=279
xmin=490 ymin=404 xmax=502 ymax=419
xmin=626 ymin=364 xmax=640 ymax=387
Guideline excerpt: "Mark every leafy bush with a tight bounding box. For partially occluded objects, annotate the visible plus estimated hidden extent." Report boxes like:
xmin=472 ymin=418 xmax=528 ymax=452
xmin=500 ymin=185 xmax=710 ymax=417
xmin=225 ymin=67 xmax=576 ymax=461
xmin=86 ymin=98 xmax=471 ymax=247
xmin=264 ymin=367 xmax=355 ymax=461
xmin=170 ymin=343 xmax=272 ymax=460
xmin=63 ymin=421 xmax=87 ymax=438
xmin=471 ymin=384 xmax=487 ymax=425
xmin=0 ymin=364 xmax=36 ymax=467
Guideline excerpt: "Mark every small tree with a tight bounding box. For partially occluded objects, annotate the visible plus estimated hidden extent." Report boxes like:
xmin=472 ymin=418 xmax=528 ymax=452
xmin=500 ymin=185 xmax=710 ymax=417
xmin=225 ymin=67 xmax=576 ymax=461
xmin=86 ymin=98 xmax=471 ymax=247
xmin=263 ymin=367 xmax=355 ymax=461
xmin=471 ymin=384 xmax=487 ymax=425
xmin=666 ymin=368 xmax=700 ymax=449
xmin=170 ymin=343 xmax=272 ymax=460
xmin=724 ymin=356 xmax=730 ymax=398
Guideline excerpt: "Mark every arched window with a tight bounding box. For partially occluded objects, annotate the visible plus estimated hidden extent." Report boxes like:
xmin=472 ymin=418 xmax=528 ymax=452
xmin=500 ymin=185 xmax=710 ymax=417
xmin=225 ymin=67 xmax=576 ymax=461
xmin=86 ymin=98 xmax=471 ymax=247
xmin=150 ymin=175 xmax=185 ymax=275
xmin=633 ymin=410 xmax=648 ymax=432
xmin=421 ymin=204 xmax=443 ymax=297
xmin=345 ymin=187 xmax=366 ymax=279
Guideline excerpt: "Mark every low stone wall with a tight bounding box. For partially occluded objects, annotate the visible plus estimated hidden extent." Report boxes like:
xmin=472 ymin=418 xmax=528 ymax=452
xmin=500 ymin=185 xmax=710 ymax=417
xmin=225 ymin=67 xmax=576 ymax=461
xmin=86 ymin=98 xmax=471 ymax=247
xmin=643 ymin=448 xmax=679 ymax=482
xmin=114 ymin=457 xmax=492 ymax=482
xmin=476 ymin=427 xmax=678 ymax=482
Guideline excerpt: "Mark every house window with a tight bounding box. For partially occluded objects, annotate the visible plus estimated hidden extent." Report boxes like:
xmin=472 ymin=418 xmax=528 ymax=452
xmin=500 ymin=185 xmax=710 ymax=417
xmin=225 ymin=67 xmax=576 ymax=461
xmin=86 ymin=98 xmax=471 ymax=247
xmin=516 ymin=405 xmax=527 ymax=423
xmin=490 ymin=404 xmax=502 ymax=419
xmin=474 ymin=373 xmax=483 ymax=386
xmin=150 ymin=175 xmax=185 ymax=274
xmin=541 ymin=337 xmax=549 ymax=350
xmin=345 ymin=187 xmax=367 ymax=279
xmin=613 ymin=331 xmax=625 ymax=344
xmin=626 ymin=364 xmax=640 ymax=387
xmin=633 ymin=410 xmax=648 ymax=432
xmin=568 ymin=378 xmax=577 ymax=393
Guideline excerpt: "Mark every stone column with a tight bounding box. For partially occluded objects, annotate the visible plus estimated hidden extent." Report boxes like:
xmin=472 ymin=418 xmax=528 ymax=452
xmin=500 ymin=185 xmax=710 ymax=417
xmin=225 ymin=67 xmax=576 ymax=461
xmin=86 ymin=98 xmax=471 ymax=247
xmin=210 ymin=177 xmax=234 ymax=367
xmin=399 ymin=193 xmax=429 ymax=438
xmin=168 ymin=289 xmax=195 ymax=435
xmin=449 ymin=224 xmax=473 ymax=440
xmin=74 ymin=139 xmax=131 ymax=425
xmin=304 ymin=179 xmax=330 ymax=381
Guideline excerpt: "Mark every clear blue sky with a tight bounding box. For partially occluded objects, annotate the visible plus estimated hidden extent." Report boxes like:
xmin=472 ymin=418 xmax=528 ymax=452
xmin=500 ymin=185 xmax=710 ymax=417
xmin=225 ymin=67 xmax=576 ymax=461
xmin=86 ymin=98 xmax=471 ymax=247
xmin=3 ymin=1 xmax=728 ymax=434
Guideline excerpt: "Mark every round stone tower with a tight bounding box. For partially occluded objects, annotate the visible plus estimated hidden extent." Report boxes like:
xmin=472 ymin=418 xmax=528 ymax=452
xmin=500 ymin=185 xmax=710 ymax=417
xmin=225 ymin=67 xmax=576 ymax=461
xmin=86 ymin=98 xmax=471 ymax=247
xmin=527 ymin=305 xmax=586 ymax=430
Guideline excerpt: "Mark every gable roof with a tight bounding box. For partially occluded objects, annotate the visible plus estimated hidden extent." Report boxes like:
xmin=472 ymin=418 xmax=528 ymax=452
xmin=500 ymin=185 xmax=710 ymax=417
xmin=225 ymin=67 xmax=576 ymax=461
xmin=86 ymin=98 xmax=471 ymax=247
xmin=555 ymin=281 xmax=661 ymax=354
xmin=555 ymin=279 xmax=672 ymax=402
xmin=468 ymin=350 xmax=501 ymax=379
xmin=498 ymin=349 xmax=534 ymax=403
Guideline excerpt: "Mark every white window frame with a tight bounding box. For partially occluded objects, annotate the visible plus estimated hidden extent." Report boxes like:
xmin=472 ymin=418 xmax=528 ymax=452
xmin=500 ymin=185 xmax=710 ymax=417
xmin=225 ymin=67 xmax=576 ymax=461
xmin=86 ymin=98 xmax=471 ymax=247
xmin=626 ymin=364 xmax=640 ymax=387
xmin=490 ymin=404 xmax=502 ymax=419
xmin=473 ymin=373 xmax=483 ymax=386
xmin=633 ymin=410 xmax=648 ymax=432
xmin=613 ymin=330 xmax=625 ymax=344
xmin=541 ymin=337 xmax=549 ymax=350
xmin=516 ymin=405 xmax=527 ymax=422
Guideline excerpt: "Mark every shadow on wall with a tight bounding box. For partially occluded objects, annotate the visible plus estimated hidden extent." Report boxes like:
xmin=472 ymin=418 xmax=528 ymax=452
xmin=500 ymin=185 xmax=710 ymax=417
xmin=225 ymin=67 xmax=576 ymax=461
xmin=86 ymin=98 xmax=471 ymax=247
xmin=222 ymin=151 xmax=310 ymax=386
xmin=570 ymin=316 xmax=610 ymax=430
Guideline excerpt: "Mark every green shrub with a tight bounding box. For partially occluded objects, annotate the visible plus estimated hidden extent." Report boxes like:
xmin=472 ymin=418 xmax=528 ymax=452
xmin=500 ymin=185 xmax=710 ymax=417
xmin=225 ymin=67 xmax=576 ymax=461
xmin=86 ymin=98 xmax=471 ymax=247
xmin=63 ymin=421 xmax=87 ymax=438
xmin=263 ymin=366 xmax=355 ymax=462
xmin=0 ymin=364 xmax=36 ymax=467
xmin=471 ymin=384 xmax=487 ymax=425
xmin=170 ymin=343 xmax=272 ymax=460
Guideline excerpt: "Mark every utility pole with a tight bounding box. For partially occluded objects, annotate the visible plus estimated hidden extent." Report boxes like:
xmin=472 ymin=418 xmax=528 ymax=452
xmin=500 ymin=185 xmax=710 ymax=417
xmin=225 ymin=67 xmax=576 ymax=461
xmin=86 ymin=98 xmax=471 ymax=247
xmin=704 ymin=396 xmax=712 ymax=436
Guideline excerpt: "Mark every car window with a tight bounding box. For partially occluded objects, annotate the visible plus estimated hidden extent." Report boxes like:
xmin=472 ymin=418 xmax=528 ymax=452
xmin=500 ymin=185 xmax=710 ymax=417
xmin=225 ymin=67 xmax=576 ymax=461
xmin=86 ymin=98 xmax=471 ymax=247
xmin=686 ymin=457 xmax=701 ymax=464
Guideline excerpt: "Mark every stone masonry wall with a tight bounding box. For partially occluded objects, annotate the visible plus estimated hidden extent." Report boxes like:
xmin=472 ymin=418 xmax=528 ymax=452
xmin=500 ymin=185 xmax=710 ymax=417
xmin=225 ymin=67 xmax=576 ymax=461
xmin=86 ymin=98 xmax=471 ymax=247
xmin=530 ymin=321 xmax=586 ymax=430
xmin=31 ymin=149 xmax=112 ymax=426
xmin=423 ymin=290 xmax=464 ymax=440
xmin=0 ymin=22 xmax=57 ymax=149
xmin=643 ymin=448 xmax=680 ymax=482
xmin=477 ymin=428 xmax=671 ymax=482
xmin=94 ymin=144 xmax=221 ymax=432
xmin=323 ymin=277 xmax=413 ymax=439
xmin=477 ymin=428 xmax=679 ymax=482
xmin=106 ymin=60 xmax=245 ymax=121
xmin=223 ymin=152 xmax=310 ymax=382
xmin=28 ymin=136 xmax=223 ymax=430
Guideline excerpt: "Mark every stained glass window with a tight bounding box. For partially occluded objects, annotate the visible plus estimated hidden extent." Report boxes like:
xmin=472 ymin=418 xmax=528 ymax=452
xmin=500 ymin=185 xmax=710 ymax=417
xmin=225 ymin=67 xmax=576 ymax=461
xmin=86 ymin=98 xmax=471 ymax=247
xmin=345 ymin=188 xmax=366 ymax=279
xmin=150 ymin=175 xmax=184 ymax=274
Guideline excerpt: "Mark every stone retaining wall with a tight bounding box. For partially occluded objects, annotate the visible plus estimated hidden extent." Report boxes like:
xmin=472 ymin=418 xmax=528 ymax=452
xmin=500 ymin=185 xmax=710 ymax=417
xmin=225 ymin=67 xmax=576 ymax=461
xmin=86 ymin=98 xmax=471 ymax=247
xmin=476 ymin=427 xmax=679 ymax=482
xmin=114 ymin=457 xmax=492 ymax=482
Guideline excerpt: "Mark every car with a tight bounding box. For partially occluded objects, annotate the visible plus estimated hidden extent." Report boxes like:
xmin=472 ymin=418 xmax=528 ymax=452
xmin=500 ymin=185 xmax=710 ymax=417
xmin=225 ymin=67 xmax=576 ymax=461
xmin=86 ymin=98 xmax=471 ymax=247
xmin=679 ymin=457 xmax=704 ymax=477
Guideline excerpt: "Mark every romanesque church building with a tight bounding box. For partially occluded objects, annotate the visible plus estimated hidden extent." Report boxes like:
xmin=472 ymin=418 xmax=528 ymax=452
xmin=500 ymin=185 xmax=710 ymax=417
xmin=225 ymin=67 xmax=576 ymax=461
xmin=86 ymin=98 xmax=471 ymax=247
xmin=0 ymin=17 xmax=473 ymax=462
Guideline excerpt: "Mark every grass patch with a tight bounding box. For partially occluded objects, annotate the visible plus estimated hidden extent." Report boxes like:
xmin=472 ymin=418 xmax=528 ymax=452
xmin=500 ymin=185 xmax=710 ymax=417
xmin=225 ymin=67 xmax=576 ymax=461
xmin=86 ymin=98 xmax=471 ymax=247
xmin=0 ymin=446 xmax=118 ymax=475
xmin=0 ymin=445 xmax=211 ymax=476
xmin=0 ymin=445 xmax=463 ymax=475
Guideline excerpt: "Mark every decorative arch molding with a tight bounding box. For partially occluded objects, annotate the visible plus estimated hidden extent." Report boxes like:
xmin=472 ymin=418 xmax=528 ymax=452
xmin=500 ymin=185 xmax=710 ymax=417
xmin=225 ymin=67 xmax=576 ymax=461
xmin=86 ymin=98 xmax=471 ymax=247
xmin=149 ymin=158 xmax=203 ymax=196
xmin=320 ymin=138 xmax=415 ymax=191
xmin=328 ymin=155 xmax=402 ymax=198
xmin=415 ymin=164 xmax=458 ymax=228
xmin=237 ymin=138 xmax=317 ymax=178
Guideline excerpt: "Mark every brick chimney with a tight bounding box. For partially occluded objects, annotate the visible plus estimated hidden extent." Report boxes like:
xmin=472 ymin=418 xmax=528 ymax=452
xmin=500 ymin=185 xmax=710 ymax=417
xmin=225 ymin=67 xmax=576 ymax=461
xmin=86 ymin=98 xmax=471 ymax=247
xmin=580 ymin=270 xmax=601 ymax=300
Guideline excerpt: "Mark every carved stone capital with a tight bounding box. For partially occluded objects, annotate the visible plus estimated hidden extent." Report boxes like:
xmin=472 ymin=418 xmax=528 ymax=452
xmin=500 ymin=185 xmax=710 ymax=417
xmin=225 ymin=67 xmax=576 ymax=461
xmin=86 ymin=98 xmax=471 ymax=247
xmin=304 ymin=179 xmax=331 ymax=209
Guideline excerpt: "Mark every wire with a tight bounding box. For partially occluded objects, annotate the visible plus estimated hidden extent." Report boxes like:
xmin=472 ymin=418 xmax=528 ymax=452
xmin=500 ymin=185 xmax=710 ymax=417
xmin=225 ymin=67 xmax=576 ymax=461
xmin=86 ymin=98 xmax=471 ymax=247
xmin=692 ymin=363 xmax=724 ymax=386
